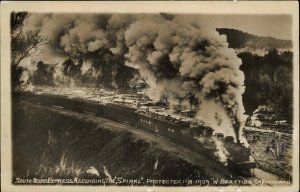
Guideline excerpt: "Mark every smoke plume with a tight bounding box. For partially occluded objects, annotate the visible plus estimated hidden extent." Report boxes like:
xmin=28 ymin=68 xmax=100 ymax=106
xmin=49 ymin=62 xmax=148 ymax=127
xmin=123 ymin=15 xmax=245 ymax=141
xmin=17 ymin=13 xmax=246 ymax=141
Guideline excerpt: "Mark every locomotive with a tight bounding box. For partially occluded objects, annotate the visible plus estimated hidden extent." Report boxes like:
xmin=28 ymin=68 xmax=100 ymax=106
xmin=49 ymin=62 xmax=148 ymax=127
xmin=14 ymin=90 xmax=256 ymax=176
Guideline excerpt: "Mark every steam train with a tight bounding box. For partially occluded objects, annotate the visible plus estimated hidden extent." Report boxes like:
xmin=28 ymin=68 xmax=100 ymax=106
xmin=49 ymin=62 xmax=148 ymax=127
xmin=14 ymin=91 xmax=256 ymax=176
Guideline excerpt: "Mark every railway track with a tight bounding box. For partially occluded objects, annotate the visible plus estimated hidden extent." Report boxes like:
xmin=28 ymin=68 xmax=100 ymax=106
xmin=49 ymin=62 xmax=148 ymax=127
xmin=19 ymin=99 xmax=285 ymax=186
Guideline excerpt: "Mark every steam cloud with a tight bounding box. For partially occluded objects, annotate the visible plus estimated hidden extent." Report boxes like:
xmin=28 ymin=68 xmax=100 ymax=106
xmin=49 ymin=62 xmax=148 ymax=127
xmin=17 ymin=13 xmax=246 ymax=141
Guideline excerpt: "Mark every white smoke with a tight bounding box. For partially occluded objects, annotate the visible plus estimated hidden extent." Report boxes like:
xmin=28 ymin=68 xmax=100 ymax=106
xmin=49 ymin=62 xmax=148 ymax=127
xmin=154 ymin=158 xmax=159 ymax=170
xmin=86 ymin=166 xmax=100 ymax=177
xmin=53 ymin=62 xmax=69 ymax=85
xmin=103 ymin=165 xmax=112 ymax=181
xmin=80 ymin=60 xmax=100 ymax=78
xmin=197 ymin=100 xmax=236 ymax=138
xmin=212 ymin=137 xmax=229 ymax=165
xmin=18 ymin=57 xmax=37 ymax=88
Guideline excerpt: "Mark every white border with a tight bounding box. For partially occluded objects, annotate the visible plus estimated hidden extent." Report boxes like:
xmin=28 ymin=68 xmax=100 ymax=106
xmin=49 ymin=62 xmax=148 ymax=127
xmin=1 ymin=1 xmax=299 ymax=192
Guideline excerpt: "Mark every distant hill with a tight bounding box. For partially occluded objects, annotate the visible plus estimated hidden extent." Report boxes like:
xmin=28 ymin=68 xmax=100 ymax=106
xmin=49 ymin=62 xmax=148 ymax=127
xmin=216 ymin=28 xmax=292 ymax=50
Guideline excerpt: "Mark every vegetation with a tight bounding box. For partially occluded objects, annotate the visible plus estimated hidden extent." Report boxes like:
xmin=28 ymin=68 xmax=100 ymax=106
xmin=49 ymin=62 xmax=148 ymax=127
xmin=11 ymin=12 xmax=48 ymax=87
xmin=11 ymin=12 xmax=48 ymax=66
xmin=239 ymin=49 xmax=293 ymax=121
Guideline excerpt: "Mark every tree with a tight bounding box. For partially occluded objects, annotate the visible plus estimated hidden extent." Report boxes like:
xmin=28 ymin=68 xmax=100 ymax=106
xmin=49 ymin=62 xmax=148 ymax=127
xmin=11 ymin=12 xmax=29 ymax=33
xmin=239 ymin=49 xmax=293 ymax=122
xmin=11 ymin=12 xmax=49 ymax=88
xmin=11 ymin=12 xmax=48 ymax=66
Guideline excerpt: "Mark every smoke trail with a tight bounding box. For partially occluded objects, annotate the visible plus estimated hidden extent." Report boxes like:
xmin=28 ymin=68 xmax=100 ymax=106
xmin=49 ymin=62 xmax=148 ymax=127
xmin=20 ymin=13 xmax=135 ymax=88
xmin=17 ymin=13 xmax=246 ymax=142
xmin=124 ymin=15 xmax=245 ymax=141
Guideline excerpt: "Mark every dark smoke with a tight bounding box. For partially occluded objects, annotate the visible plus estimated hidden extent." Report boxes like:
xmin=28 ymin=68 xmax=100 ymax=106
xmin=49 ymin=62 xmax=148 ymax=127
xmin=17 ymin=13 xmax=246 ymax=142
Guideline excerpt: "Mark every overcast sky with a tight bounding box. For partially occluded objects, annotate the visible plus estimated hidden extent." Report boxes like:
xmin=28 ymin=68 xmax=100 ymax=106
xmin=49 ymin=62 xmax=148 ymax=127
xmin=196 ymin=14 xmax=292 ymax=40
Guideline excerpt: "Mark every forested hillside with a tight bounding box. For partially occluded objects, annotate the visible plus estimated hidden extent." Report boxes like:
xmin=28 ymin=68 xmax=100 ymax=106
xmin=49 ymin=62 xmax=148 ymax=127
xmin=239 ymin=49 xmax=293 ymax=121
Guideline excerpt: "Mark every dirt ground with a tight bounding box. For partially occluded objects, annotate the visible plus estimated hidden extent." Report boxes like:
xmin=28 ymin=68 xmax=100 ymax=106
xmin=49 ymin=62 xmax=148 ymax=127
xmin=244 ymin=128 xmax=293 ymax=181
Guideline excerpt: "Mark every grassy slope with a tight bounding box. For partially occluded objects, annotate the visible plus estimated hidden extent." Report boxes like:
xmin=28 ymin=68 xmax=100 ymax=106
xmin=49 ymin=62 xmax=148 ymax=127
xmin=13 ymin=102 xmax=233 ymax=186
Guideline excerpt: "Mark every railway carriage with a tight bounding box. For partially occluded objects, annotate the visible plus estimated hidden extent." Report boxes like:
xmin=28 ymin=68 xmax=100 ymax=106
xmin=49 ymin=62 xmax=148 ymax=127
xmin=14 ymin=91 xmax=256 ymax=176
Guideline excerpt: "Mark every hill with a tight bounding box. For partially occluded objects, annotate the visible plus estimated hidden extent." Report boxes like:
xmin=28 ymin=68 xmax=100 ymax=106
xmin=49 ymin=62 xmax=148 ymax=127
xmin=217 ymin=28 xmax=292 ymax=50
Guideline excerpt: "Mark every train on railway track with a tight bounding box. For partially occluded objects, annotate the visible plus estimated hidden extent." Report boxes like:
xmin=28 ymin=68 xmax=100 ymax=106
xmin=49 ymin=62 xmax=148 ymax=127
xmin=14 ymin=91 xmax=256 ymax=176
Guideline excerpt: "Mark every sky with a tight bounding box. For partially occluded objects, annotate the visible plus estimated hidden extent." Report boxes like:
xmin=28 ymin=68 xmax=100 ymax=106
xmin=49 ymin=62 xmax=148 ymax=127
xmin=25 ymin=13 xmax=293 ymax=41
xmin=195 ymin=14 xmax=292 ymax=40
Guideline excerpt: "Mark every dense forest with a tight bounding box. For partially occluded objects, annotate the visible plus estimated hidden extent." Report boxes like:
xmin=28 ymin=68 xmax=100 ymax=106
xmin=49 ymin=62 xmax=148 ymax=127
xmin=216 ymin=28 xmax=293 ymax=120
xmin=239 ymin=49 xmax=293 ymax=120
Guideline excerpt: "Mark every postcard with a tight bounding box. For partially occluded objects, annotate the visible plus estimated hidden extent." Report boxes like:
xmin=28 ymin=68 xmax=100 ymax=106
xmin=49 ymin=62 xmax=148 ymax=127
xmin=1 ymin=1 xmax=299 ymax=192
